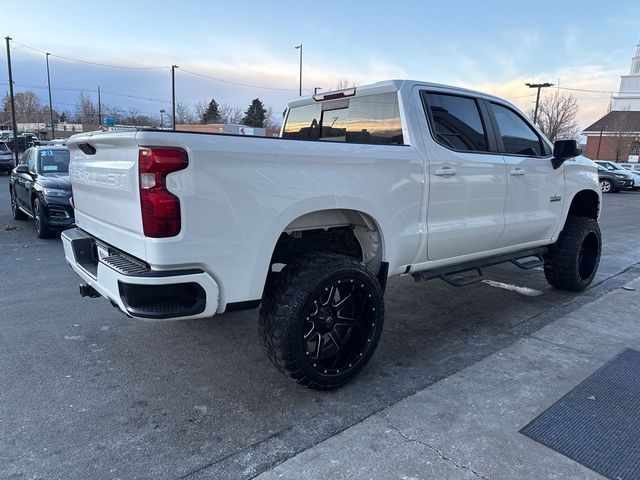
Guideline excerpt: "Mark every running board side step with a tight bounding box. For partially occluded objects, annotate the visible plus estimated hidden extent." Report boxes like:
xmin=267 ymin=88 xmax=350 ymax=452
xmin=412 ymin=247 xmax=548 ymax=287
xmin=440 ymin=268 xmax=484 ymax=287
xmin=511 ymin=254 xmax=544 ymax=270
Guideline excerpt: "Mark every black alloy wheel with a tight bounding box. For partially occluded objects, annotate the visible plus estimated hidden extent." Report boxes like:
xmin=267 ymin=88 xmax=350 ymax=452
xmin=33 ymin=198 xmax=52 ymax=238
xmin=259 ymin=253 xmax=384 ymax=390
xmin=544 ymin=216 xmax=601 ymax=292
xmin=303 ymin=277 xmax=378 ymax=377
xmin=11 ymin=188 xmax=27 ymax=220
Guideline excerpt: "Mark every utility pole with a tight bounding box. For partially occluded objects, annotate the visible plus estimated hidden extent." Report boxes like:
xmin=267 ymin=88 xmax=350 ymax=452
xmin=171 ymin=65 xmax=178 ymax=131
xmin=5 ymin=37 xmax=19 ymax=162
xmin=525 ymin=82 xmax=553 ymax=124
xmin=97 ymin=85 xmax=102 ymax=126
xmin=596 ymin=125 xmax=606 ymax=160
xmin=160 ymin=109 xmax=165 ymax=129
xmin=295 ymin=44 xmax=303 ymax=96
xmin=46 ymin=53 xmax=55 ymax=140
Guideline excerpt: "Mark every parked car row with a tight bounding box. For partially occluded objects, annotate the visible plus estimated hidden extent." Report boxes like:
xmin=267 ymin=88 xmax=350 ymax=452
xmin=595 ymin=160 xmax=640 ymax=193
xmin=9 ymin=145 xmax=74 ymax=238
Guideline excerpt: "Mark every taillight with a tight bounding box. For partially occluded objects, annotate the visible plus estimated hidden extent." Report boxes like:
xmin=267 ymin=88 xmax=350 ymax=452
xmin=138 ymin=147 xmax=188 ymax=238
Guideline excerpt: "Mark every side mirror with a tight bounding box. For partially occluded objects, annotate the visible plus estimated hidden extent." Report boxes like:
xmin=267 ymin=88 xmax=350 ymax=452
xmin=15 ymin=164 xmax=29 ymax=174
xmin=552 ymin=139 xmax=582 ymax=169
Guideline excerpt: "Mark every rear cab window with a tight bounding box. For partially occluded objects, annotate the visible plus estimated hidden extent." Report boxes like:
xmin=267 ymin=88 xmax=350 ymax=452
xmin=421 ymin=92 xmax=489 ymax=152
xmin=282 ymin=92 xmax=404 ymax=145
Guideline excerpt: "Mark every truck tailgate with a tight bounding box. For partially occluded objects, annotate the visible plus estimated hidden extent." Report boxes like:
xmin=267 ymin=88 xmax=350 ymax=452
xmin=68 ymin=132 xmax=146 ymax=260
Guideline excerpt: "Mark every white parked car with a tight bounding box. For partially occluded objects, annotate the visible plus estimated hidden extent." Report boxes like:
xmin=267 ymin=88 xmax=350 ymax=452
xmin=62 ymin=80 xmax=602 ymax=389
xmin=620 ymin=163 xmax=640 ymax=174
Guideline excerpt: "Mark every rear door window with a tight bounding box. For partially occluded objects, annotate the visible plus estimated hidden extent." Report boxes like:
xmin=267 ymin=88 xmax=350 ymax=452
xmin=422 ymin=92 xmax=489 ymax=152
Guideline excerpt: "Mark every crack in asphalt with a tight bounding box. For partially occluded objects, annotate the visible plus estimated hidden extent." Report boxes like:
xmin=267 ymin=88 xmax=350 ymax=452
xmin=526 ymin=335 xmax=596 ymax=357
xmin=383 ymin=418 xmax=492 ymax=480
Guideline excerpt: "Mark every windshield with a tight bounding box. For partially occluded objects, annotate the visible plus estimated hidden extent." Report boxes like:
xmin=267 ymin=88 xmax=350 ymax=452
xmin=38 ymin=149 xmax=70 ymax=174
xmin=0 ymin=142 xmax=9 ymax=152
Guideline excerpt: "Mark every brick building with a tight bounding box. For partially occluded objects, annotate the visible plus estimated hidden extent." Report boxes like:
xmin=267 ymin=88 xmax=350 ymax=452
xmin=582 ymin=41 xmax=640 ymax=163
xmin=583 ymin=111 xmax=640 ymax=162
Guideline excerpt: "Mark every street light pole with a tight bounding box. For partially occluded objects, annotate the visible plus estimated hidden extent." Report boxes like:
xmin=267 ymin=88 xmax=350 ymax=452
xmin=295 ymin=44 xmax=303 ymax=96
xmin=160 ymin=109 xmax=165 ymax=129
xmin=525 ymin=82 xmax=553 ymax=124
xmin=171 ymin=65 xmax=178 ymax=131
xmin=97 ymin=85 xmax=102 ymax=126
xmin=5 ymin=37 xmax=19 ymax=162
xmin=46 ymin=53 xmax=55 ymax=140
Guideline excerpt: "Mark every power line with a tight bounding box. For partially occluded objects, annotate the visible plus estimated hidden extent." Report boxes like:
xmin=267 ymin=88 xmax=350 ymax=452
xmin=179 ymin=67 xmax=303 ymax=92
xmin=0 ymin=80 xmax=171 ymax=104
xmin=8 ymin=39 xmax=310 ymax=95
xmin=558 ymin=86 xmax=618 ymax=94
xmin=10 ymin=40 xmax=170 ymax=70
xmin=507 ymin=94 xmax=537 ymax=100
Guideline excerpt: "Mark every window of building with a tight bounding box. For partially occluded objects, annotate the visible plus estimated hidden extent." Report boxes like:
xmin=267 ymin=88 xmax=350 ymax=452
xmin=282 ymin=93 xmax=404 ymax=145
xmin=490 ymin=103 xmax=544 ymax=156
xmin=630 ymin=141 xmax=640 ymax=155
xmin=422 ymin=92 xmax=489 ymax=152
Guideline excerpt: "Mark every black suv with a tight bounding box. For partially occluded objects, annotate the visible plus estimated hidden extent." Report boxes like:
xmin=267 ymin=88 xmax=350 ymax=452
xmin=10 ymin=146 xmax=74 ymax=237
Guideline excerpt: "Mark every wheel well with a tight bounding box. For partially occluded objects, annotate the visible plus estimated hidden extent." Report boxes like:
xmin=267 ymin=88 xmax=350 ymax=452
xmin=269 ymin=209 xmax=383 ymax=275
xmin=567 ymin=190 xmax=599 ymax=220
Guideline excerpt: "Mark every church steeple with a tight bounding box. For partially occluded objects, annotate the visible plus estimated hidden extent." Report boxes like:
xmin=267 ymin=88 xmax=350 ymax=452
xmin=632 ymin=42 xmax=640 ymax=75
xmin=612 ymin=41 xmax=640 ymax=111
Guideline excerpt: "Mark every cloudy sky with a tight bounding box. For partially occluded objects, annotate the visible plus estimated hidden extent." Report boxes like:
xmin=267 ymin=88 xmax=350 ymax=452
xmin=2 ymin=0 xmax=639 ymax=128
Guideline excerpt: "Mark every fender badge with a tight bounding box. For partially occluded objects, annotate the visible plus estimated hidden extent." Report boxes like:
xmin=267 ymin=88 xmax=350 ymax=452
xmin=550 ymin=195 xmax=562 ymax=202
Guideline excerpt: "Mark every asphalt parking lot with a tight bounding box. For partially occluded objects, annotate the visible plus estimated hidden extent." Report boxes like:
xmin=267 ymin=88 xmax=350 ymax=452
xmin=2 ymin=174 xmax=640 ymax=480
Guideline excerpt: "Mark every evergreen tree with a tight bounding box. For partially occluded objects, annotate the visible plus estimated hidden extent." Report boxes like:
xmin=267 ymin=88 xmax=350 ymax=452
xmin=201 ymin=99 xmax=220 ymax=124
xmin=242 ymin=98 xmax=266 ymax=128
xmin=59 ymin=111 xmax=68 ymax=123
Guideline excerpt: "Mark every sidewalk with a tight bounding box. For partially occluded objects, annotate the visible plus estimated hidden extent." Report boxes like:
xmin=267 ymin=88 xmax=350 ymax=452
xmin=257 ymin=270 xmax=640 ymax=480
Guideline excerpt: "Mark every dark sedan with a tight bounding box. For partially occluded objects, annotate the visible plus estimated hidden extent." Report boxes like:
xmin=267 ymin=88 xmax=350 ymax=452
xmin=9 ymin=146 xmax=74 ymax=238
xmin=597 ymin=164 xmax=634 ymax=193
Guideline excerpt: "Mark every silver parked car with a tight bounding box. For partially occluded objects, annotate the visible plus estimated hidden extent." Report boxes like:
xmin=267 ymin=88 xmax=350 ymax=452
xmin=0 ymin=141 xmax=14 ymax=174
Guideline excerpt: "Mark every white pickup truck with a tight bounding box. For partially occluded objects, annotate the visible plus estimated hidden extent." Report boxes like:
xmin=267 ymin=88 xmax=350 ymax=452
xmin=62 ymin=80 xmax=602 ymax=389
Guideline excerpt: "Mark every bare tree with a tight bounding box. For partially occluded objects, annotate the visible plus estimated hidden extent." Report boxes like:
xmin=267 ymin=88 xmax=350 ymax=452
xmin=529 ymin=92 xmax=579 ymax=142
xmin=175 ymin=102 xmax=194 ymax=124
xmin=335 ymin=79 xmax=358 ymax=90
xmin=606 ymin=110 xmax=633 ymax=161
xmin=193 ymin=101 xmax=208 ymax=123
xmin=219 ymin=104 xmax=244 ymax=124
xmin=263 ymin=107 xmax=282 ymax=131
xmin=74 ymin=93 xmax=98 ymax=124
xmin=3 ymin=91 xmax=42 ymax=123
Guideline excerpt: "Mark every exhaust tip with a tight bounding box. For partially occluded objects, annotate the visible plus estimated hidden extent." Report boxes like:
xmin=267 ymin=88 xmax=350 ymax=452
xmin=79 ymin=283 xmax=101 ymax=298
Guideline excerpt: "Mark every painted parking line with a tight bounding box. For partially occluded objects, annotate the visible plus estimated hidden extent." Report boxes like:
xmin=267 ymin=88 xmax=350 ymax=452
xmin=482 ymin=279 xmax=544 ymax=297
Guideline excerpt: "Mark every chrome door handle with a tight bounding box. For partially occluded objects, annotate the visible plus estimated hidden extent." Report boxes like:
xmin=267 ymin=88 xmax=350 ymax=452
xmin=434 ymin=168 xmax=456 ymax=177
xmin=510 ymin=168 xmax=526 ymax=176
